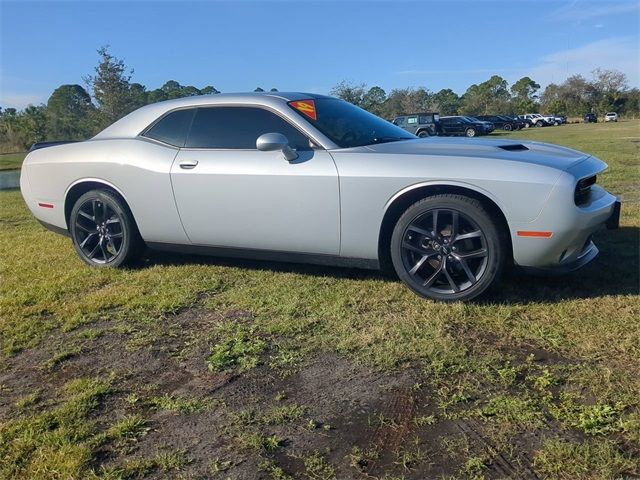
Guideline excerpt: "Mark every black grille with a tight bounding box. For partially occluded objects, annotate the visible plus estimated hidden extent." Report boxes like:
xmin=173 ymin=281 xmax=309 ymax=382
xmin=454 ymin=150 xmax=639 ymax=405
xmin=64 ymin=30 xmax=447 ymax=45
xmin=575 ymin=175 xmax=596 ymax=205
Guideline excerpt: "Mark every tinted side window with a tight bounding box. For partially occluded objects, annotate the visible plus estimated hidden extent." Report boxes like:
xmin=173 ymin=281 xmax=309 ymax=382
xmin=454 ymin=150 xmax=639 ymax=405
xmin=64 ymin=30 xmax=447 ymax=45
xmin=186 ymin=107 xmax=311 ymax=150
xmin=144 ymin=109 xmax=195 ymax=147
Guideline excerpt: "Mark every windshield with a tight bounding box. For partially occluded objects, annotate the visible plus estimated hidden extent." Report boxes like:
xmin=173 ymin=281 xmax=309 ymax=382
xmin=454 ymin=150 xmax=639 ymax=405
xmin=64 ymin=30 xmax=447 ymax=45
xmin=289 ymin=98 xmax=415 ymax=148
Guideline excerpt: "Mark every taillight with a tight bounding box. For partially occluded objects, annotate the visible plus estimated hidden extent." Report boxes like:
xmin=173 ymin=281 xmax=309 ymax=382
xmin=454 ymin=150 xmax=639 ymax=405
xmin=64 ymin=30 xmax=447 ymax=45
xmin=575 ymin=175 xmax=596 ymax=205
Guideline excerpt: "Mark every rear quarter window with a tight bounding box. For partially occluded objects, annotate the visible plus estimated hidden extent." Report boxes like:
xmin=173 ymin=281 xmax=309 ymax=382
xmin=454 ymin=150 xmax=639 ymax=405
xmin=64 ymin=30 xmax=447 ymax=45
xmin=143 ymin=108 xmax=196 ymax=147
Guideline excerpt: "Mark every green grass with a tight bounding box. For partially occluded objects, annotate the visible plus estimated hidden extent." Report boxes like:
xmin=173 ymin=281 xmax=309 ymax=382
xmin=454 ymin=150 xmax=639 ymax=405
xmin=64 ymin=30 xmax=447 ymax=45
xmin=0 ymin=120 xmax=638 ymax=478
xmin=147 ymin=393 xmax=212 ymax=414
xmin=0 ymin=152 xmax=26 ymax=171
xmin=0 ymin=377 xmax=111 ymax=479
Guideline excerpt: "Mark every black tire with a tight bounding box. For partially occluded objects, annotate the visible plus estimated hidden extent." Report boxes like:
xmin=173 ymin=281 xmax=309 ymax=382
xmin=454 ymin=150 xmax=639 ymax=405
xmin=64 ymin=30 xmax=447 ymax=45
xmin=535 ymin=121 xmax=543 ymax=127
xmin=417 ymin=130 xmax=429 ymax=138
xmin=465 ymin=128 xmax=477 ymax=137
xmin=70 ymin=189 xmax=143 ymax=267
xmin=390 ymin=194 xmax=506 ymax=301
xmin=504 ymin=123 xmax=513 ymax=131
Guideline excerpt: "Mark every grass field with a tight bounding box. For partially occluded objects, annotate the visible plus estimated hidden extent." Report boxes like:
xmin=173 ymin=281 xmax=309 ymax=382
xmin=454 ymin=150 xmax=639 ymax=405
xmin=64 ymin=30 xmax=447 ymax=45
xmin=0 ymin=121 xmax=638 ymax=479
xmin=0 ymin=152 xmax=26 ymax=171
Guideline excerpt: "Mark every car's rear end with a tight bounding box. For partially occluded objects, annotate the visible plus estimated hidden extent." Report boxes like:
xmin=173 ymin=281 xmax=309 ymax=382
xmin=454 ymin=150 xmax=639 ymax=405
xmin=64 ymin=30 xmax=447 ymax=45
xmin=20 ymin=144 xmax=72 ymax=235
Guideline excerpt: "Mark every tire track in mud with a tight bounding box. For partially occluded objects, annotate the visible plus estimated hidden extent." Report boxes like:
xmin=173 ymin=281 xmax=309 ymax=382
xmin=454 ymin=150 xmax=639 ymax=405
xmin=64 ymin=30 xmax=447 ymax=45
xmin=363 ymin=386 xmax=417 ymax=475
xmin=455 ymin=417 xmax=540 ymax=479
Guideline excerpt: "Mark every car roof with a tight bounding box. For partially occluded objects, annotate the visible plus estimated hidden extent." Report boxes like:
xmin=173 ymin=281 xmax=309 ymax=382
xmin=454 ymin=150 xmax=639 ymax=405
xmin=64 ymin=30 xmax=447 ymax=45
xmin=93 ymin=92 xmax=334 ymax=140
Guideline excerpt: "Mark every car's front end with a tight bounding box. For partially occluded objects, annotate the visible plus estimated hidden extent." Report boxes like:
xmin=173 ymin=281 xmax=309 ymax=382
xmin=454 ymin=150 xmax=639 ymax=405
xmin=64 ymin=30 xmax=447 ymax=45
xmin=480 ymin=121 xmax=495 ymax=133
xmin=509 ymin=155 xmax=619 ymax=273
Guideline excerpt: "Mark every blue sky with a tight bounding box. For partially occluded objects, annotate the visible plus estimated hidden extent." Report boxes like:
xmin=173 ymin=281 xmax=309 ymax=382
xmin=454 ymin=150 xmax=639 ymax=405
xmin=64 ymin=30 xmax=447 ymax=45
xmin=1 ymin=0 xmax=638 ymax=109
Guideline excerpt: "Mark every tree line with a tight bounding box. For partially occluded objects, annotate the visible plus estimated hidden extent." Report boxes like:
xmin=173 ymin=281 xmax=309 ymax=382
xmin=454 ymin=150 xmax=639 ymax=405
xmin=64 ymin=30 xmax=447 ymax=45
xmin=1 ymin=46 xmax=638 ymax=152
xmin=330 ymin=70 xmax=639 ymax=121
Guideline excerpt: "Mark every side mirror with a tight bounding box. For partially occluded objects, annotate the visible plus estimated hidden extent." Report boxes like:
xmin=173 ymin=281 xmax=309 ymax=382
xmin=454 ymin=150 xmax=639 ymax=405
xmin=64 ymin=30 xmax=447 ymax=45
xmin=256 ymin=133 xmax=298 ymax=162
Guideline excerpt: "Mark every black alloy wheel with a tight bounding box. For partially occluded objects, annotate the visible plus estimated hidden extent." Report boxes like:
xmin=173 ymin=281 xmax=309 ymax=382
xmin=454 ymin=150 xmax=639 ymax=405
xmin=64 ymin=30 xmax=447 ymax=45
xmin=70 ymin=190 xmax=142 ymax=267
xmin=391 ymin=194 xmax=505 ymax=301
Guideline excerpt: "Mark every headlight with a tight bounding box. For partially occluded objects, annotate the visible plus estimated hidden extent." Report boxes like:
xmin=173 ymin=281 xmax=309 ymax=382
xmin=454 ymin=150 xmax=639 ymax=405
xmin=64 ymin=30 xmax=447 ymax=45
xmin=575 ymin=175 xmax=596 ymax=205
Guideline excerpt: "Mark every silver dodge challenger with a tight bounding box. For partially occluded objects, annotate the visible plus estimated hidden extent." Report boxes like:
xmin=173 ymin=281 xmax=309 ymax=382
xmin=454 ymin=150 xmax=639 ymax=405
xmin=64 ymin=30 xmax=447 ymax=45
xmin=20 ymin=92 xmax=620 ymax=301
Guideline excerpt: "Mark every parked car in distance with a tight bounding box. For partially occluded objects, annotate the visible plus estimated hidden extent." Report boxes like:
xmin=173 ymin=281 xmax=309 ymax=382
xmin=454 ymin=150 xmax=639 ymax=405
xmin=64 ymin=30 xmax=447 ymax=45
xmin=393 ymin=112 xmax=439 ymax=137
xmin=502 ymin=115 xmax=527 ymax=129
xmin=507 ymin=115 xmax=533 ymax=128
xmin=19 ymin=92 xmax=621 ymax=302
xmin=540 ymin=114 xmax=559 ymax=125
xmin=476 ymin=115 xmax=519 ymax=131
xmin=438 ymin=116 xmax=488 ymax=137
xmin=552 ymin=114 xmax=567 ymax=125
xmin=584 ymin=113 xmax=598 ymax=123
xmin=604 ymin=112 xmax=618 ymax=122
xmin=464 ymin=116 xmax=495 ymax=134
xmin=518 ymin=114 xmax=550 ymax=127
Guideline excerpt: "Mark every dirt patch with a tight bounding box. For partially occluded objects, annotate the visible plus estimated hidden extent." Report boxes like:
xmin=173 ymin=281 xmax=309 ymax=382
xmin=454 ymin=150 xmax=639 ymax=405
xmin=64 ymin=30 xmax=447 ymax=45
xmin=0 ymin=306 xmax=607 ymax=479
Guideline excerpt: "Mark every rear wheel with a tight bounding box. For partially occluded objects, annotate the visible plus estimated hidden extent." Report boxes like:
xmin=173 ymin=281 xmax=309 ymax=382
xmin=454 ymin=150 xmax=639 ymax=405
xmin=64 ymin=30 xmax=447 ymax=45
xmin=417 ymin=130 xmax=430 ymax=138
xmin=535 ymin=121 xmax=544 ymax=127
xmin=465 ymin=128 xmax=477 ymax=137
xmin=504 ymin=123 xmax=513 ymax=131
xmin=390 ymin=194 xmax=505 ymax=301
xmin=70 ymin=189 xmax=142 ymax=267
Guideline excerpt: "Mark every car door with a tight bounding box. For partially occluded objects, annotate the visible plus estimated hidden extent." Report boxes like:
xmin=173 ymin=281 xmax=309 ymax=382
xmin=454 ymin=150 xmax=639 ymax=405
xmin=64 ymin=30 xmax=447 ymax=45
xmin=170 ymin=106 xmax=340 ymax=255
xmin=451 ymin=118 xmax=464 ymax=135
xmin=406 ymin=115 xmax=419 ymax=134
xmin=393 ymin=116 xmax=409 ymax=133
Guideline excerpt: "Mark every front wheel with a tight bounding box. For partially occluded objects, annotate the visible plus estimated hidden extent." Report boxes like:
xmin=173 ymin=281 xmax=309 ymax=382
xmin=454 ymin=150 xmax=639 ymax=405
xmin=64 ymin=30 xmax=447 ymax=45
xmin=70 ymin=189 xmax=143 ymax=267
xmin=535 ymin=121 xmax=544 ymax=127
xmin=465 ymin=128 xmax=477 ymax=137
xmin=390 ymin=194 xmax=506 ymax=301
xmin=417 ymin=130 xmax=429 ymax=138
xmin=504 ymin=124 xmax=513 ymax=131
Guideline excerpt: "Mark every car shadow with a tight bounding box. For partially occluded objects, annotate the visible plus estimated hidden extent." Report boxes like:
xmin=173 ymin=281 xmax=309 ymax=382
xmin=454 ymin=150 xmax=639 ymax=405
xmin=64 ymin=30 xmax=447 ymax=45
xmin=136 ymin=226 xmax=638 ymax=304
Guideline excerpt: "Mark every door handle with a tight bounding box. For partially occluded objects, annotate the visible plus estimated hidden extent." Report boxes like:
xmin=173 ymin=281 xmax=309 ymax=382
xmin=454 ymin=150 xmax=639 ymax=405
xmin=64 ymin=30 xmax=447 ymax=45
xmin=179 ymin=160 xmax=198 ymax=169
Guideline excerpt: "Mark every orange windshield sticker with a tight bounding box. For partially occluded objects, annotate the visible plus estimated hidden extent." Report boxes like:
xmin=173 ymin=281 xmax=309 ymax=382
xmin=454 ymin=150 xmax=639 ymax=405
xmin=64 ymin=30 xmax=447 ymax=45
xmin=290 ymin=100 xmax=317 ymax=120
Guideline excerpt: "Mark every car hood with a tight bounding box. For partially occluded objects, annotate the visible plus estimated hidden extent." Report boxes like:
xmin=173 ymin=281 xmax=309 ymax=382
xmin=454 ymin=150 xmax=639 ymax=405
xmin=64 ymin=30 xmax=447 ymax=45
xmin=354 ymin=137 xmax=591 ymax=171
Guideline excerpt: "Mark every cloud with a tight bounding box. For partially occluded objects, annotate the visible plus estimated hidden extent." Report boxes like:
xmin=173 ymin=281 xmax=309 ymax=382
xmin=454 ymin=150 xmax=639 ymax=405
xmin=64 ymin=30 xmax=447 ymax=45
xmin=547 ymin=1 xmax=639 ymax=22
xmin=514 ymin=36 xmax=639 ymax=88
xmin=0 ymin=93 xmax=47 ymax=109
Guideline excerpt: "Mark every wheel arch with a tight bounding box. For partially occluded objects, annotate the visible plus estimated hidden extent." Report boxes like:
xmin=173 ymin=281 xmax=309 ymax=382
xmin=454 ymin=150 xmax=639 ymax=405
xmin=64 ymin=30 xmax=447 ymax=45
xmin=377 ymin=182 xmax=513 ymax=273
xmin=64 ymin=179 xmax=137 ymax=231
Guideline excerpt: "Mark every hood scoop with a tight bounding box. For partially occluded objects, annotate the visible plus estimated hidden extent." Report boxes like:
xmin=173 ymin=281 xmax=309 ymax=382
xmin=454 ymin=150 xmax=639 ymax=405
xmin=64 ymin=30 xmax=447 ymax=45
xmin=497 ymin=144 xmax=529 ymax=151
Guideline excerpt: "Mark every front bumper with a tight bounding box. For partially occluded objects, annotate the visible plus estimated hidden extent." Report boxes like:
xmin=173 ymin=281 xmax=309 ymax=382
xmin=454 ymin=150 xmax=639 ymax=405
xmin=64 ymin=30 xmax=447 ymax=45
xmin=519 ymin=240 xmax=599 ymax=275
xmin=520 ymin=200 xmax=618 ymax=275
xmin=606 ymin=199 xmax=621 ymax=229
xmin=511 ymin=164 xmax=620 ymax=273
